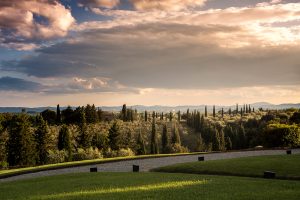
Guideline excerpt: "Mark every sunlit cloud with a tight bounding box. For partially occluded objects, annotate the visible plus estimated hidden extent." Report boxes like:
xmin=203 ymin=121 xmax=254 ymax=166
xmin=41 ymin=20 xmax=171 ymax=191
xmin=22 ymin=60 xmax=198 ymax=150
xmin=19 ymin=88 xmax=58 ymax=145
xmin=0 ymin=0 xmax=75 ymax=49
xmin=130 ymin=0 xmax=207 ymax=11
xmin=0 ymin=0 xmax=299 ymax=106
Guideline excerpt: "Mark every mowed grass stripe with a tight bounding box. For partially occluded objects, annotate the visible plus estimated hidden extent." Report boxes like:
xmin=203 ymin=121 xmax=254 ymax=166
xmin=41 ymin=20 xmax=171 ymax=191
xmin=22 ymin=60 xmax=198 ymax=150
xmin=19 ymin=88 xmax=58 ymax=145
xmin=0 ymin=172 xmax=300 ymax=200
xmin=152 ymin=154 xmax=300 ymax=180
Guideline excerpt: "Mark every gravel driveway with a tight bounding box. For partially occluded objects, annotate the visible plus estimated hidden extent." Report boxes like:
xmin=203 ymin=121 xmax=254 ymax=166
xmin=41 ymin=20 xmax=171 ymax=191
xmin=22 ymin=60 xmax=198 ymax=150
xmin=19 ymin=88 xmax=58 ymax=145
xmin=1 ymin=149 xmax=299 ymax=182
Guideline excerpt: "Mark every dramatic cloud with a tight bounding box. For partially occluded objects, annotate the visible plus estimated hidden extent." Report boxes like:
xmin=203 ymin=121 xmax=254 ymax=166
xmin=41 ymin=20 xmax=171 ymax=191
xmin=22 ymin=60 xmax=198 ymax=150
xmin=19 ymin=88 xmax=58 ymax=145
xmin=2 ymin=22 xmax=300 ymax=90
xmin=0 ymin=0 xmax=75 ymax=49
xmin=0 ymin=0 xmax=300 ymax=105
xmin=0 ymin=76 xmax=43 ymax=91
xmin=130 ymin=0 xmax=207 ymax=11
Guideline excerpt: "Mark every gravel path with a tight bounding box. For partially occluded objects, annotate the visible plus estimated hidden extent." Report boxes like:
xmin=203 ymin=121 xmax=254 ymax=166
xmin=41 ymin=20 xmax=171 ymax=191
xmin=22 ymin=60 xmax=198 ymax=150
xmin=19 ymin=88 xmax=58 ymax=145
xmin=1 ymin=149 xmax=299 ymax=182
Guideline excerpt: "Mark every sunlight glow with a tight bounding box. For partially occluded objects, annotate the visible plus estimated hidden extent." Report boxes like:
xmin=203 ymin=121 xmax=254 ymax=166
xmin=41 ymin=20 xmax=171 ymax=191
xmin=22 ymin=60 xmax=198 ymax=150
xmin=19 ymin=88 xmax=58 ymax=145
xmin=34 ymin=180 xmax=207 ymax=199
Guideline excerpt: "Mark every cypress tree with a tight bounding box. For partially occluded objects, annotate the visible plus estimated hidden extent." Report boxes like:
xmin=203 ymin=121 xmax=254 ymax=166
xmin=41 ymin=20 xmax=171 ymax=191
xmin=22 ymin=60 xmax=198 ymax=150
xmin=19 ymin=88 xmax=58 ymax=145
xmin=56 ymin=104 xmax=61 ymax=124
xmin=221 ymin=108 xmax=224 ymax=118
xmin=219 ymin=129 xmax=226 ymax=151
xmin=200 ymin=115 xmax=205 ymax=132
xmin=196 ymin=134 xmax=205 ymax=152
xmin=213 ymin=105 xmax=216 ymax=118
xmin=152 ymin=111 xmax=156 ymax=119
xmin=205 ymin=106 xmax=207 ymax=117
xmin=187 ymin=109 xmax=190 ymax=125
xmin=121 ymin=104 xmax=127 ymax=121
xmin=240 ymin=108 xmax=243 ymax=116
xmin=196 ymin=112 xmax=201 ymax=131
xmin=169 ymin=112 xmax=173 ymax=121
xmin=212 ymin=128 xmax=221 ymax=151
xmin=236 ymin=104 xmax=239 ymax=115
xmin=229 ymin=108 xmax=232 ymax=116
xmin=35 ymin=116 xmax=49 ymax=165
xmin=150 ymin=119 xmax=159 ymax=154
xmin=77 ymin=109 xmax=90 ymax=149
xmin=7 ymin=114 xmax=37 ymax=167
xmin=108 ymin=122 xmax=120 ymax=150
xmin=58 ymin=125 xmax=72 ymax=160
xmin=160 ymin=112 xmax=164 ymax=120
xmin=171 ymin=124 xmax=181 ymax=145
xmin=161 ymin=124 xmax=169 ymax=153
xmin=177 ymin=111 xmax=181 ymax=121
xmin=239 ymin=125 xmax=247 ymax=149
xmin=144 ymin=111 xmax=148 ymax=122
xmin=225 ymin=136 xmax=232 ymax=150
xmin=92 ymin=104 xmax=98 ymax=123
xmin=136 ymin=130 xmax=146 ymax=155
xmin=130 ymin=109 xmax=134 ymax=122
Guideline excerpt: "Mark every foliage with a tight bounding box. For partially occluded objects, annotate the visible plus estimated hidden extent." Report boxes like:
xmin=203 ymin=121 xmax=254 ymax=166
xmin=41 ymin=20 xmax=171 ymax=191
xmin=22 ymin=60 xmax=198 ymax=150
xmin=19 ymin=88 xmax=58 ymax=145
xmin=161 ymin=124 xmax=170 ymax=153
xmin=290 ymin=112 xmax=300 ymax=124
xmin=57 ymin=125 xmax=72 ymax=161
xmin=169 ymin=143 xmax=189 ymax=153
xmin=35 ymin=116 xmax=49 ymax=165
xmin=150 ymin=119 xmax=159 ymax=154
xmin=47 ymin=149 xmax=68 ymax=164
xmin=108 ymin=122 xmax=121 ymax=150
xmin=41 ymin=109 xmax=56 ymax=125
xmin=1 ymin=104 xmax=300 ymax=169
xmin=73 ymin=147 xmax=103 ymax=161
xmin=263 ymin=124 xmax=300 ymax=148
xmin=136 ymin=131 xmax=146 ymax=155
xmin=7 ymin=114 xmax=36 ymax=167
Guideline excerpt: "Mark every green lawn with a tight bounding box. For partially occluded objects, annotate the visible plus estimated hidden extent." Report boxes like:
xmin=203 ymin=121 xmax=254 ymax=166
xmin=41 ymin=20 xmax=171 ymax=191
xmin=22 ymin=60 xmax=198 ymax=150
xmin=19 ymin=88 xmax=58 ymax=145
xmin=152 ymin=154 xmax=300 ymax=179
xmin=1 ymin=172 xmax=300 ymax=200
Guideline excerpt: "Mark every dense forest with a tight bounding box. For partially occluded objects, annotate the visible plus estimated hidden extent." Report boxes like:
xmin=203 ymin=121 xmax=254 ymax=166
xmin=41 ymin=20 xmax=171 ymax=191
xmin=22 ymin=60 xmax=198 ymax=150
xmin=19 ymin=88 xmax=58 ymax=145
xmin=0 ymin=104 xmax=299 ymax=169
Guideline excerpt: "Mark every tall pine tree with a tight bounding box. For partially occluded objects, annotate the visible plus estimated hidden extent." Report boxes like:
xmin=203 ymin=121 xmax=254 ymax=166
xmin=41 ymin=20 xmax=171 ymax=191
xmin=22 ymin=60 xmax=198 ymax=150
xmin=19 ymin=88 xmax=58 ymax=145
xmin=35 ymin=116 xmax=49 ymax=165
xmin=108 ymin=122 xmax=120 ymax=150
xmin=136 ymin=129 xmax=146 ymax=155
xmin=56 ymin=104 xmax=61 ymax=124
xmin=161 ymin=124 xmax=169 ymax=153
xmin=171 ymin=124 xmax=181 ymax=145
xmin=7 ymin=114 xmax=36 ymax=167
xmin=150 ymin=119 xmax=159 ymax=154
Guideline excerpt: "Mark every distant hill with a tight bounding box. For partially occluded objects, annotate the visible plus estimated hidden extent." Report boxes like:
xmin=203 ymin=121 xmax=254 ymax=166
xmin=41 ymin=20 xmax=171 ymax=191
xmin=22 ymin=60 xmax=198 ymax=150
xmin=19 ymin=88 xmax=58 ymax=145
xmin=0 ymin=103 xmax=299 ymax=113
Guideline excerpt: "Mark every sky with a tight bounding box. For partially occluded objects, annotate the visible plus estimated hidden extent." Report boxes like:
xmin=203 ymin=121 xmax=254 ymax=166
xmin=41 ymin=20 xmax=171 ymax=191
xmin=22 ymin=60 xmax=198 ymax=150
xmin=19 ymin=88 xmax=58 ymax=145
xmin=0 ymin=0 xmax=300 ymax=107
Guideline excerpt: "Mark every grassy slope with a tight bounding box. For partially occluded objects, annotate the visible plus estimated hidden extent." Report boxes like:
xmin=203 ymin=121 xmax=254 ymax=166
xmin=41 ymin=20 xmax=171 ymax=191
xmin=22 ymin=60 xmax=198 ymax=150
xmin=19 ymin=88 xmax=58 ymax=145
xmin=152 ymin=154 xmax=300 ymax=179
xmin=0 ymin=152 xmax=205 ymax=178
xmin=1 ymin=172 xmax=300 ymax=200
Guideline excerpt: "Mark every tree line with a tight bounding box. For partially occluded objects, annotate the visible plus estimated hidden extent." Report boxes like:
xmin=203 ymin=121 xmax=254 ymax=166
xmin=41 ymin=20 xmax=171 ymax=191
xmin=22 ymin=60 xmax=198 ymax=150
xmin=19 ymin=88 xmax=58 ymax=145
xmin=0 ymin=104 xmax=299 ymax=169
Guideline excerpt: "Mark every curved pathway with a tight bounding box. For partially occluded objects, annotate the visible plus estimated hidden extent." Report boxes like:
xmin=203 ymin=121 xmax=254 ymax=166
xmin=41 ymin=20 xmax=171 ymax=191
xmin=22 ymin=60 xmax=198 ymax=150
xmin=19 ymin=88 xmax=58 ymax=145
xmin=1 ymin=149 xmax=299 ymax=182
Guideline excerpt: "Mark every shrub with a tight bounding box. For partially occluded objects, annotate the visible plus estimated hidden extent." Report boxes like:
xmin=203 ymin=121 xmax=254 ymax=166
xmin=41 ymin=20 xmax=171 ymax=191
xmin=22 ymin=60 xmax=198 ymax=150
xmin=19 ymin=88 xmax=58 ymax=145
xmin=263 ymin=124 xmax=300 ymax=148
xmin=170 ymin=143 xmax=189 ymax=153
xmin=73 ymin=148 xmax=103 ymax=161
xmin=0 ymin=161 xmax=8 ymax=169
xmin=47 ymin=150 xmax=67 ymax=164
xmin=117 ymin=148 xmax=135 ymax=157
xmin=104 ymin=147 xmax=135 ymax=158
